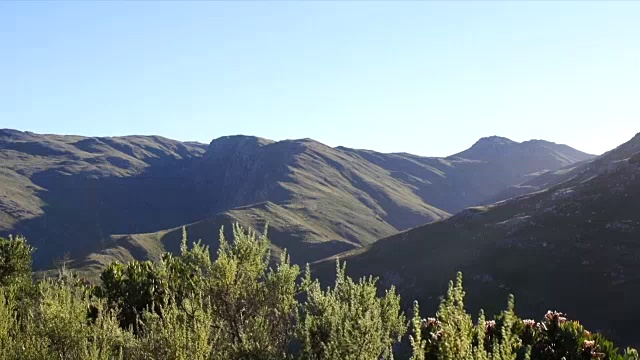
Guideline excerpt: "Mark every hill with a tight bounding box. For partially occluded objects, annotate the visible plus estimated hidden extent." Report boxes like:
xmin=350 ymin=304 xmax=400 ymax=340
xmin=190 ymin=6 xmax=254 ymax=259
xmin=70 ymin=201 xmax=361 ymax=280
xmin=0 ymin=129 xmax=592 ymax=273
xmin=313 ymin=132 xmax=640 ymax=346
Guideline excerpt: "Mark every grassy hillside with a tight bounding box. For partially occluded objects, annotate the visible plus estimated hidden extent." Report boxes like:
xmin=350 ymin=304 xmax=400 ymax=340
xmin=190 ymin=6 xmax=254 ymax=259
xmin=71 ymin=201 xmax=359 ymax=280
xmin=313 ymin=132 xmax=640 ymax=346
xmin=196 ymin=136 xmax=450 ymax=238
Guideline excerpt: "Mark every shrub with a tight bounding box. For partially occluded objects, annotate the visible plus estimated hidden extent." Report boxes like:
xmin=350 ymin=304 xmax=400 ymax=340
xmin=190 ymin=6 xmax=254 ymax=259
xmin=410 ymin=273 xmax=524 ymax=360
xmin=6 ymin=278 xmax=128 ymax=359
xmin=299 ymin=260 xmax=406 ymax=360
xmin=125 ymin=298 xmax=213 ymax=360
xmin=0 ymin=287 xmax=17 ymax=360
xmin=0 ymin=235 xmax=34 ymax=288
xmin=198 ymin=225 xmax=301 ymax=359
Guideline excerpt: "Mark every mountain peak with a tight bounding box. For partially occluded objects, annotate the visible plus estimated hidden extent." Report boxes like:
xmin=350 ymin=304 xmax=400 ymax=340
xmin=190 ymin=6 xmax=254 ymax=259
xmin=208 ymin=135 xmax=272 ymax=149
xmin=446 ymin=136 xmax=517 ymax=160
xmin=209 ymin=135 xmax=273 ymax=147
xmin=205 ymin=135 xmax=274 ymax=160
xmin=522 ymin=139 xmax=553 ymax=145
xmin=0 ymin=128 xmax=29 ymax=141
xmin=628 ymin=132 xmax=640 ymax=145
xmin=448 ymin=135 xmax=593 ymax=166
xmin=471 ymin=136 xmax=516 ymax=147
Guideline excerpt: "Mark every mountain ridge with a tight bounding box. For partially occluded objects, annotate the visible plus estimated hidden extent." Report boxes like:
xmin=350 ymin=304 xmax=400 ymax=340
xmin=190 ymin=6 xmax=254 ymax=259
xmin=0 ymin=129 xmax=593 ymax=275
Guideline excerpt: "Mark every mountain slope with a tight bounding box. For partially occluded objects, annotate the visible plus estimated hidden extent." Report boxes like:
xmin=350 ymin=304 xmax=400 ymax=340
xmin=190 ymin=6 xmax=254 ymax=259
xmin=313 ymin=132 xmax=640 ymax=346
xmin=194 ymin=136 xmax=450 ymax=238
xmin=1 ymin=129 xmax=592 ymax=272
xmin=341 ymin=136 xmax=594 ymax=213
xmin=0 ymin=129 xmax=208 ymax=265
xmin=70 ymin=201 xmax=362 ymax=281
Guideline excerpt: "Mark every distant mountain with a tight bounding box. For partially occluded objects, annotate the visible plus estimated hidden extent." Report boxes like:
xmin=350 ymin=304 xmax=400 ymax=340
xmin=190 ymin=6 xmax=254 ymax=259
xmin=452 ymin=136 xmax=592 ymax=164
xmin=343 ymin=136 xmax=594 ymax=213
xmin=313 ymin=132 xmax=640 ymax=346
xmin=0 ymin=129 xmax=592 ymax=275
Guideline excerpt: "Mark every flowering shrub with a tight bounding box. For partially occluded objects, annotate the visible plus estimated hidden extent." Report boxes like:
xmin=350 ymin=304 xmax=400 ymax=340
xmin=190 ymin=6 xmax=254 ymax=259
xmin=520 ymin=311 xmax=639 ymax=360
xmin=409 ymin=275 xmax=638 ymax=360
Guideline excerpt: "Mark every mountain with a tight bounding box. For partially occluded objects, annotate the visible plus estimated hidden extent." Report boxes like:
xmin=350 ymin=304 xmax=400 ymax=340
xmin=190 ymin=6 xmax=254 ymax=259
xmin=312 ymin=133 xmax=640 ymax=346
xmin=342 ymin=136 xmax=594 ymax=213
xmin=0 ymin=129 xmax=593 ymax=275
xmin=0 ymin=129 xmax=209 ymax=266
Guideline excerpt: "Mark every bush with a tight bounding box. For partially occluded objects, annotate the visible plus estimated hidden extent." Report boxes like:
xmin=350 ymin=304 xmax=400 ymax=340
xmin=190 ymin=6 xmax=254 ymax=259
xmin=299 ymin=261 xmax=406 ymax=360
xmin=0 ymin=235 xmax=34 ymax=287
xmin=409 ymin=273 xmax=523 ymax=360
xmin=0 ymin=277 xmax=128 ymax=359
xmin=99 ymin=260 xmax=166 ymax=332
xmin=125 ymin=298 xmax=213 ymax=360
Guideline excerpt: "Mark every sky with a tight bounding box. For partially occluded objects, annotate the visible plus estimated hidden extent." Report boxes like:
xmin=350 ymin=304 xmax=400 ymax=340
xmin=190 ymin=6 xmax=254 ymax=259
xmin=1 ymin=1 xmax=639 ymax=156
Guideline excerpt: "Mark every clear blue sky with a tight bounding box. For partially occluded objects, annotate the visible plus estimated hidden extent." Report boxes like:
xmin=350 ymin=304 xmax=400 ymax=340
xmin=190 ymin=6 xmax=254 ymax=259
xmin=1 ymin=1 xmax=638 ymax=156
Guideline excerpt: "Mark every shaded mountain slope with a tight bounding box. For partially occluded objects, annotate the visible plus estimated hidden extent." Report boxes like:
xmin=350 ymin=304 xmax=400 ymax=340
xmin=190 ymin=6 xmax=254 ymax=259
xmin=0 ymin=129 xmax=208 ymax=265
xmin=313 ymin=132 xmax=640 ymax=346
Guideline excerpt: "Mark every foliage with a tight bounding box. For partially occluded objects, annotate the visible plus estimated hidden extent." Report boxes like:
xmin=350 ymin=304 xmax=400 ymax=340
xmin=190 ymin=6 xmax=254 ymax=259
xmin=0 ymin=276 xmax=128 ymax=359
xmin=409 ymin=301 xmax=427 ymax=360
xmin=98 ymin=260 xmax=166 ymax=332
xmin=521 ymin=311 xmax=640 ymax=360
xmin=299 ymin=260 xmax=406 ymax=360
xmin=0 ymin=235 xmax=34 ymax=287
xmin=0 ymin=288 xmax=17 ymax=360
xmin=125 ymin=298 xmax=213 ymax=360
xmin=198 ymin=224 xmax=301 ymax=359
xmin=434 ymin=272 xmax=474 ymax=359
xmin=1 ymin=232 xmax=637 ymax=360
xmin=411 ymin=273 xmax=524 ymax=360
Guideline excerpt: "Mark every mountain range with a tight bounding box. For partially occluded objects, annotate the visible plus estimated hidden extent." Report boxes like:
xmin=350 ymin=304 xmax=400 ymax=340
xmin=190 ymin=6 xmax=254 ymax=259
xmin=0 ymin=129 xmax=593 ymax=277
xmin=313 ymin=132 xmax=640 ymax=345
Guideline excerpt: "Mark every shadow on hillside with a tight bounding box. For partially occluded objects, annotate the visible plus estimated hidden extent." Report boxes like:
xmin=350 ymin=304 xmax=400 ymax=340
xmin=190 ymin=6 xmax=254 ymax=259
xmin=5 ymin=160 xmax=210 ymax=269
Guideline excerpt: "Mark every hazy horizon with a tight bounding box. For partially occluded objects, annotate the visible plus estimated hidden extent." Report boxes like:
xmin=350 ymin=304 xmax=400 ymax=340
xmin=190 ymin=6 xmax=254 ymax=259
xmin=2 ymin=1 xmax=638 ymax=156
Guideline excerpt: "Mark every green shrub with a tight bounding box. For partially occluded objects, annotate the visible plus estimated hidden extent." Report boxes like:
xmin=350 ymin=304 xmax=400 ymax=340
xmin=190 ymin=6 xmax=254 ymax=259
xmin=198 ymin=225 xmax=301 ymax=359
xmin=522 ymin=311 xmax=639 ymax=360
xmin=299 ymin=260 xmax=406 ymax=360
xmin=410 ymin=273 xmax=524 ymax=360
xmin=99 ymin=260 xmax=166 ymax=332
xmin=0 ymin=287 xmax=17 ymax=360
xmin=8 ymin=279 xmax=127 ymax=359
xmin=0 ymin=235 xmax=34 ymax=288
xmin=125 ymin=298 xmax=213 ymax=360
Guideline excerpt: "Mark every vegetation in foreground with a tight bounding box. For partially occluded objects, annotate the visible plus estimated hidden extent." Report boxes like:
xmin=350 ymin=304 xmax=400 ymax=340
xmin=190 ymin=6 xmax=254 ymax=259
xmin=0 ymin=229 xmax=637 ymax=360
